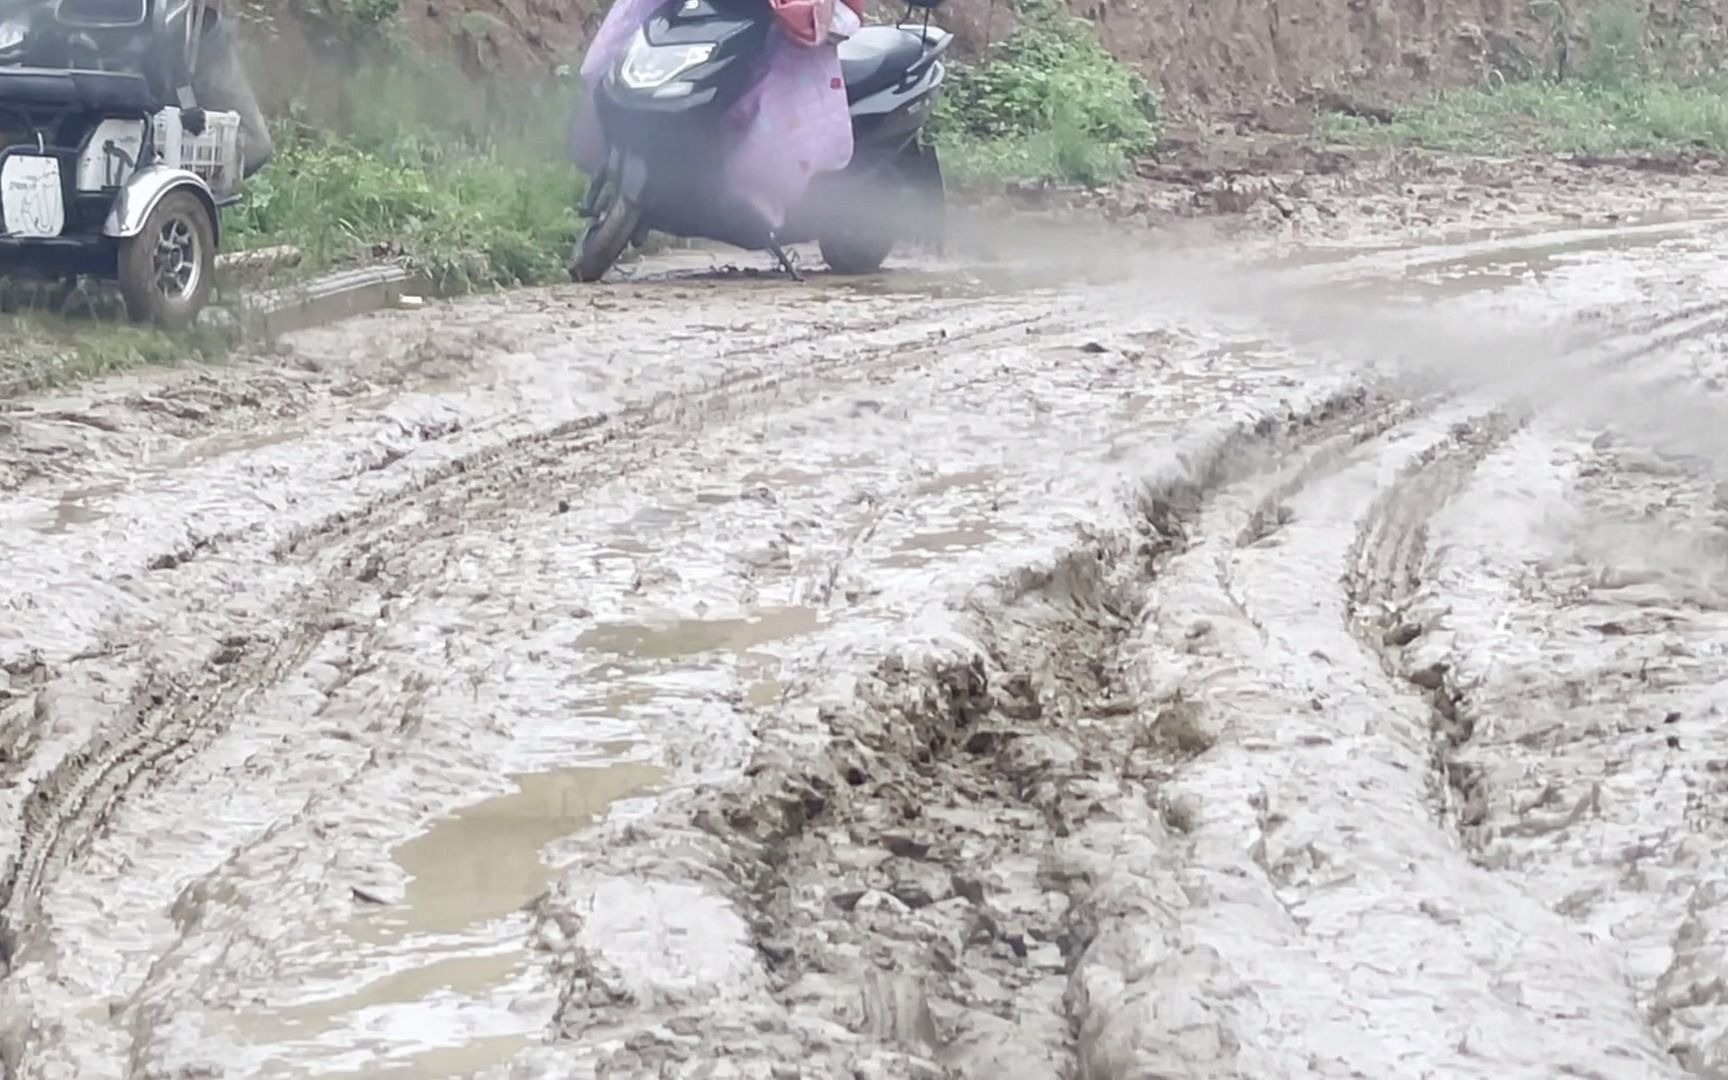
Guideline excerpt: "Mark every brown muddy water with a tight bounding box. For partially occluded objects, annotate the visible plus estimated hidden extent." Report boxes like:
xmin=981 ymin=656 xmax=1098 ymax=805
xmin=234 ymin=761 xmax=662 ymax=1078
xmin=6 ymin=206 xmax=1728 ymax=1078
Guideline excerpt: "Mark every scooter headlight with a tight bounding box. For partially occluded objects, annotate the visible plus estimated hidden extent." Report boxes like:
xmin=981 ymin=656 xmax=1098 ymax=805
xmin=618 ymin=31 xmax=715 ymax=90
xmin=0 ymin=18 xmax=28 ymax=53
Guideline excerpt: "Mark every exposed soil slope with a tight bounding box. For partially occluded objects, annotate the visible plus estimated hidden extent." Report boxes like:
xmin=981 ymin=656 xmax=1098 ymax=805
xmin=244 ymin=0 xmax=1727 ymax=123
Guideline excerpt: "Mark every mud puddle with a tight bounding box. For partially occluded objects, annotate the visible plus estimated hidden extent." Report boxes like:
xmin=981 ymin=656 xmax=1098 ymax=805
xmin=1284 ymin=216 xmax=1728 ymax=292
xmin=234 ymin=760 xmax=662 ymax=1078
xmin=636 ymin=264 xmax=1015 ymax=299
xmin=1402 ymin=224 xmax=1705 ymax=279
xmin=159 ymin=426 xmax=320 ymax=469
xmin=881 ymin=523 xmax=999 ymax=567
xmin=1389 ymin=231 xmax=1693 ymax=299
xmin=807 ymin=266 xmax=1034 ymax=300
xmin=22 ymin=480 xmax=122 ymax=534
xmin=574 ymin=606 xmax=820 ymax=659
xmin=575 ymin=608 xmax=820 ymax=715
xmin=614 ymin=240 xmax=1070 ymax=297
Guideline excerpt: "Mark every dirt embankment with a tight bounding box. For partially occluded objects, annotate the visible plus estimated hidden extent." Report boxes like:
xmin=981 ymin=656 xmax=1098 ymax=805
xmin=248 ymin=0 xmax=1725 ymax=126
xmin=1056 ymin=0 xmax=1723 ymax=122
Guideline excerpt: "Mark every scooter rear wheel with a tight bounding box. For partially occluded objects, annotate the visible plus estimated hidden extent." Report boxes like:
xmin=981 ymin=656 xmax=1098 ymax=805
xmin=571 ymin=185 xmax=641 ymax=284
xmin=818 ymin=229 xmax=894 ymax=276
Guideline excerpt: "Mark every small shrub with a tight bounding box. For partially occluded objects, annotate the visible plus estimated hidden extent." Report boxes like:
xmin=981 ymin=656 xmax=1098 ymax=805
xmin=1327 ymin=1 xmax=1727 ymax=160
xmin=225 ymin=60 xmax=585 ymax=291
xmin=1580 ymin=0 xmax=1648 ymax=85
xmin=295 ymin=0 xmax=401 ymax=39
xmin=935 ymin=3 xmax=1159 ymax=187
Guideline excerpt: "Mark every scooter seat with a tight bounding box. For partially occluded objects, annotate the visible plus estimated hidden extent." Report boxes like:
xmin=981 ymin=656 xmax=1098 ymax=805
xmin=0 ymin=66 xmax=155 ymax=112
xmin=838 ymin=26 xmax=924 ymax=103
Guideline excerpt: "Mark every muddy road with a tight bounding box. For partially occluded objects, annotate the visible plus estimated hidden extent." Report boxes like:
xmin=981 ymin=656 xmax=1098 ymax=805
xmin=4 ymin=202 xmax=1728 ymax=1078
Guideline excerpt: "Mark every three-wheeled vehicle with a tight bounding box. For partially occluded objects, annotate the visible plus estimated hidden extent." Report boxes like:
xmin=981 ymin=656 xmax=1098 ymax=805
xmin=0 ymin=0 xmax=259 ymax=327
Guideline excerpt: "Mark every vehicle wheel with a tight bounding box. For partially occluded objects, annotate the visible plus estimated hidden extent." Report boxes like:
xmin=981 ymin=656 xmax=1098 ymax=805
xmin=901 ymin=143 xmax=946 ymax=253
xmin=571 ymin=183 xmax=641 ymax=283
xmin=818 ymin=218 xmax=894 ymax=276
xmin=118 ymin=190 xmax=215 ymax=329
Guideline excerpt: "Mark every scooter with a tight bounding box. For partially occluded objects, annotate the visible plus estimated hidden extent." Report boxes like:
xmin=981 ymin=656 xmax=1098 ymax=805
xmin=572 ymin=0 xmax=951 ymax=281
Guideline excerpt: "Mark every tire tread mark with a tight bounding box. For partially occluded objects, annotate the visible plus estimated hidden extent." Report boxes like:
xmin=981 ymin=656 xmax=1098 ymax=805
xmin=0 ymin=300 xmax=1078 ymax=969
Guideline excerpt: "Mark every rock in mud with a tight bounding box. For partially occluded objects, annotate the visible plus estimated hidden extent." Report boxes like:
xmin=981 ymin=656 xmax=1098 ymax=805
xmin=1383 ymin=621 xmax=1424 ymax=647
xmin=858 ymin=969 xmax=940 ymax=1050
xmin=1408 ymin=662 xmax=1450 ymax=690
xmin=1144 ymin=699 xmax=1216 ymax=757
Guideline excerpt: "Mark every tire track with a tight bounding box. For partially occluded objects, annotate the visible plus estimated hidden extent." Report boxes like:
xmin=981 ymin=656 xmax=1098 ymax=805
xmin=104 ymin=319 xmax=1367 ymax=1078
xmin=1356 ymin=415 xmax=1728 ymax=1069
xmin=522 ymin=386 xmax=1390 ymax=1076
xmin=1050 ymin=282 xmax=1728 ymax=1074
xmin=6 ymin=220 xmax=1728 ymax=1074
xmin=1102 ymin=386 xmax=1681 ymax=1075
xmin=82 ymin=276 xmax=1728 ymax=1073
xmin=1340 ymin=286 xmax=1728 ymax=845
xmin=0 ymin=295 xmax=1070 ymax=974
xmin=1345 ymin=412 xmax=1524 ymax=834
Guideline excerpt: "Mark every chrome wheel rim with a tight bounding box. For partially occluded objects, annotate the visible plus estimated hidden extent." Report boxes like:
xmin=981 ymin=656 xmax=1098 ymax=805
xmin=152 ymin=215 xmax=202 ymax=301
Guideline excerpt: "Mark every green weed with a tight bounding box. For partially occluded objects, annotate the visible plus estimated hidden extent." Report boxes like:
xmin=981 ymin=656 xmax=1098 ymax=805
xmin=935 ymin=2 xmax=1159 ymax=187
xmin=0 ymin=315 xmax=236 ymax=395
xmin=1326 ymin=78 xmax=1728 ymax=158
xmin=1327 ymin=1 xmax=1728 ymax=158
xmin=225 ymin=60 xmax=585 ymax=292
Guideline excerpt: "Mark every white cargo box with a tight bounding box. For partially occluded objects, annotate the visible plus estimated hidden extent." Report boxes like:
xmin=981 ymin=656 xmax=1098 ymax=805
xmin=152 ymin=107 xmax=242 ymax=195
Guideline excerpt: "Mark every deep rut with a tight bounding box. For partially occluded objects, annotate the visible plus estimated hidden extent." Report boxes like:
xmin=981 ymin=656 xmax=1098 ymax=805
xmin=4 ymin=274 xmax=1267 ymax=1077
xmin=1346 ymin=412 xmax=1526 ymax=832
xmin=0 ymin=295 xmax=1060 ymax=974
xmin=8 ymin=220 xmax=1728 ymax=1077
xmin=1060 ymin=278 xmax=1728 ymax=1074
xmin=527 ymin=387 xmax=1407 ymax=1076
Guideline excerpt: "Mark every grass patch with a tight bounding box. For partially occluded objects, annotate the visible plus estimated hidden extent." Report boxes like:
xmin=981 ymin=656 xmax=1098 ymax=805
xmin=225 ymin=60 xmax=585 ymax=292
xmin=0 ymin=312 xmax=236 ymax=396
xmin=1326 ymin=0 xmax=1728 ymax=158
xmin=934 ymin=2 xmax=1159 ymax=188
xmin=1325 ymin=79 xmax=1728 ymax=157
xmin=0 ymin=54 xmax=580 ymax=399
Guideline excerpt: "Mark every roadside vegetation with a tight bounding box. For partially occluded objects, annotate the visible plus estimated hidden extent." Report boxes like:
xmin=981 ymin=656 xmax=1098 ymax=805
xmin=226 ymin=10 xmax=584 ymax=290
xmin=226 ymin=0 xmax=1169 ymax=288
xmin=932 ymin=0 xmax=1160 ymax=187
xmin=0 ymin=312 xmax=233 ymax=394
xmin=1326 ymin=0 xmax=1728 ymax=157
xmin=223 ymin=84 xmax=583 ymax=292
xmin=1 ymin=0 xmax=1161 ymax=391
xmin=223 ymin=0 xmax=1163 ymax=298
xmin=0 ymin=5 xmax=581 ymax=392
xmin=233 ymin=0 xmax=1163 ymax=292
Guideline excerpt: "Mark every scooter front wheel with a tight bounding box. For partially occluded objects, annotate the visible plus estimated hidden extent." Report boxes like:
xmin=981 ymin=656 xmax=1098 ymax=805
xmin=570 ymin=185 xmax=642 ymax=284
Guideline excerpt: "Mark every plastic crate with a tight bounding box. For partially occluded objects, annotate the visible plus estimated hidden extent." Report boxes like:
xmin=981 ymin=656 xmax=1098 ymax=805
xmin=151 ymin=107 xmax=241 ymax=195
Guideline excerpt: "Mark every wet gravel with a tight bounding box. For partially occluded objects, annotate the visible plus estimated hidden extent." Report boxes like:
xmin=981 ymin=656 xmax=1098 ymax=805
xmin=5 ymin=204 xmax=1728 ymax=1078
